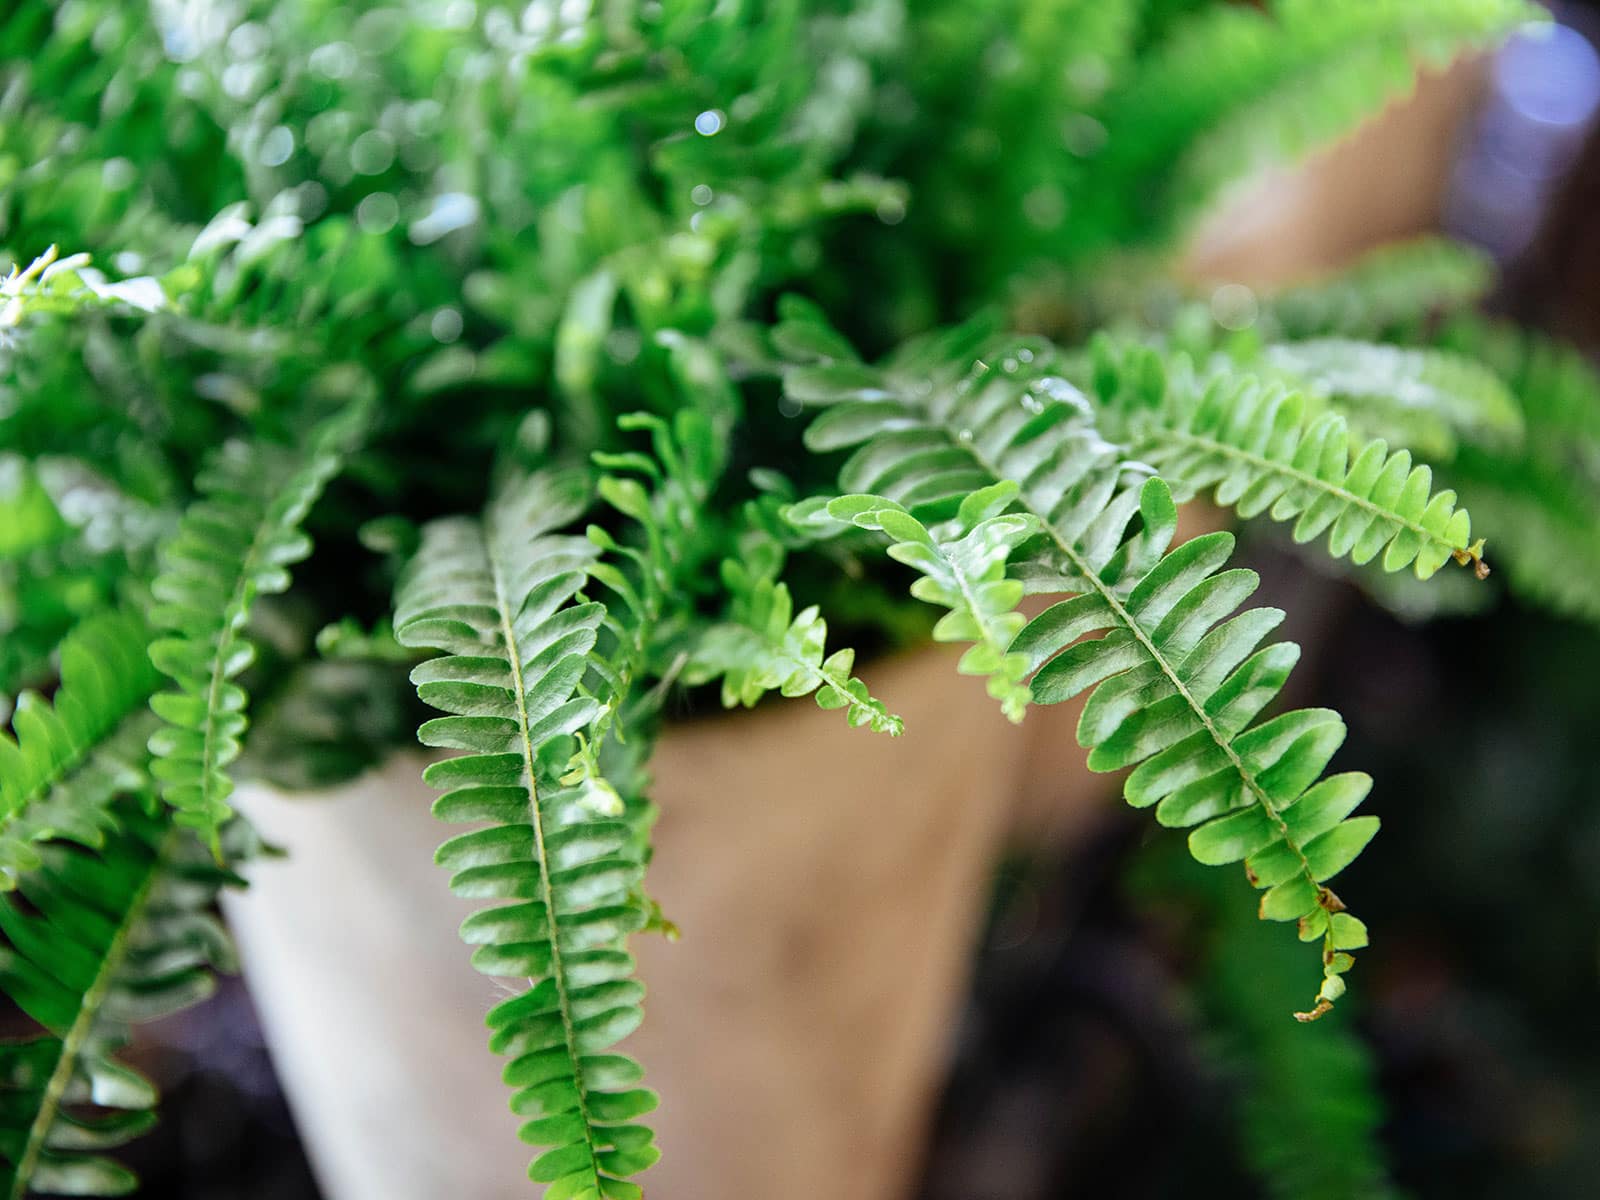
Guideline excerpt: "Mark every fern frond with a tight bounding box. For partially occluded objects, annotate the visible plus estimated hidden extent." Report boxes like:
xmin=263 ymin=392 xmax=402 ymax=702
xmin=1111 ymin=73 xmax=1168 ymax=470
xmin=1136 ymin=848 xmax=1398 ymax=1200
xmin=1088 ymin=340 xmax=1487 ymax=580
xmin=820 ymin=483 xmax=1038 ymax=722
xmin=782 ymin=316 xmax=1383 ymax=1016
xmin=682 ymin=556 xmax=904 ymax=734
xmin=395 ymin=469 xmax=659 ymax=1200
xmin=147 ymin=401 xmax=370 ymax=855
xmin=0 ymin=612 xmax=161 ymax=885
xmin=1262 ymin=337 xmax=1524 ymax=459
xmin=0 ymin=811 xmax=240 ymax=1199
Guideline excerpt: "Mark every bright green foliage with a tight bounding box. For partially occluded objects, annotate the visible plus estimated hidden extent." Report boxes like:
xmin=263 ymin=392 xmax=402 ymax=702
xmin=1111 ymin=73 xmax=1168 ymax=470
xmin=684 ymin=557 xmax=903 ymax=734
xmin=0 ymin=0 xmax=1585 ymax=1193
xmin=0 ymin=612 xmax=161 ymax=885
xmin=0 ymin=810 xmax=240 ymax=1200
xmin=146 ymin=401 xmax=371 ymax=854
xmin=821 ymin=485 xmax=1038 ymax=722
xmin=779 ymin=314 xmax=1396 ymax=1015
xmin=0 ymin=246 xmax=164 ymax=338
xmin=395 ymin=470 xmax=658 ymax=1199
xmin=1089 ymin=343 xmax=1487 ymax=578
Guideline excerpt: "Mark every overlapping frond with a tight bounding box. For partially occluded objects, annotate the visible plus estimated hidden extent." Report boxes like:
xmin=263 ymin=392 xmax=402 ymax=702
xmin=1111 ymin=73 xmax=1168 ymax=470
xmin=147 ymin=401 xmax=370 ymax=854
xmin=0 ymin=612 xmax=160 ymax=885
xmin=395 ymin=469 xmax=658 ymax=1200
xmin=779 ymin=313 xmax=1380 ymax=1016
xmin=1262 ymin=337 xmax=1523 ymax=458
xmin=0 ymin=811 xmax=240 ymax=1199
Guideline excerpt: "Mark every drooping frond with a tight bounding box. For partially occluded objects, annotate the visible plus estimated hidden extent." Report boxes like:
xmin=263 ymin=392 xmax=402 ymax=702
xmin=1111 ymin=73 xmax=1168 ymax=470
xmin=147 ymin=401 xmax=371 ymax=854
xmin=1261 ymin=337 xmax=1524 ymax=459
xmin=1087 ymin=0 xmax=1542 ymax=248
xmin=1094 ymin=350 xmax=1489 ymax=579
xmin=395 ymin=469 xmax=658 ymax=1200
xmin=779 ymin=315 xmax=1380 ymax=1017
xmin=816 ymin=483 xmax=1038 ymax=722
xmin=0 ymin=811 xmax=240 ymax=1199
xmin=0 ymin=611 xmax=160 ymax=885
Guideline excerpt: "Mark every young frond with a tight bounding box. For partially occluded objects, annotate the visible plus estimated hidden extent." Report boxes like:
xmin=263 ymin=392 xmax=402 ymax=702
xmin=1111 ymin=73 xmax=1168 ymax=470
xmin=683 ymin=557 xmax=904 ymax=735
xmin=0 ymin=611 xmax=160 ymax=885
xmin=147 ymin=401 xmax=370 ymax=855
xmin=395 ymin=470 xmax=658 ymax=1200
xmin=778 ymin=312 xmax=1380 ymax=1017
xmin=817 ymin=484 xmax=1038 ymax=723
xmin=0 ymin=811 xmax=240 ymax=1200
xmin=1093 ymin=348 xmax=1489 ymax=579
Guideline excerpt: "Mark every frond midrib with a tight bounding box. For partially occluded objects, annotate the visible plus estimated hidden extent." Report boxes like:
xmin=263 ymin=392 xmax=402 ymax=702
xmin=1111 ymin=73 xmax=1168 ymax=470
xmin=487 ymin=534 xmax=600 ymax=1178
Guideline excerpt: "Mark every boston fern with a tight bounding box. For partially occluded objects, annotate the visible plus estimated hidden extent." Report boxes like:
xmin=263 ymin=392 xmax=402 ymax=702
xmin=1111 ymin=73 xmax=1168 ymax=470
xmin=1 ymin=0 xmax=1595 ymax=1196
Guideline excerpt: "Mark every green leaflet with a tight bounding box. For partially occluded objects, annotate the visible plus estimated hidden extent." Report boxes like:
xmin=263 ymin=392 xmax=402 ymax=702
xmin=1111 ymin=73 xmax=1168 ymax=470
xmin=819 ymin=483 xmax=1038 ymax=722
xmin=146 ymin=400 xmax=371 ymax=854
xmin=395 ymin=470 xmax=658 ymax=1200
xmin=0 ymin=810 xmax=240 ymax=1200
xmin=780 ymin=312 xmax=1383 ymax=1015
xmin=0 ymin=611 xmax=161 ymax=885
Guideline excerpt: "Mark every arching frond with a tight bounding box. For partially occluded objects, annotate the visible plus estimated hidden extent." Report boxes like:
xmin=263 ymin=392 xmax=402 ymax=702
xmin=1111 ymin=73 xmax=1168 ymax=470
xmin=0 ymin=612 xmax=160 ymax=886
xmin=395 ymin=470 xmax=658 ymax=1200
xmin=1105 ymin=355 xmax=1489 ymax=579
xmin=0 ymin=811 xmax=240 ymax=1200
xmin=779 ymin=315 xmax=1381 ymax=1017
xmin=146 ymin=401 xmax=370 ymax=855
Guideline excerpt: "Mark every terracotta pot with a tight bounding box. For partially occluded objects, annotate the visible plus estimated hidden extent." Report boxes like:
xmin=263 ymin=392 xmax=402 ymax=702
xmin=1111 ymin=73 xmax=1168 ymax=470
xmin=223 ymin=646 xmax=1099 ymax=1200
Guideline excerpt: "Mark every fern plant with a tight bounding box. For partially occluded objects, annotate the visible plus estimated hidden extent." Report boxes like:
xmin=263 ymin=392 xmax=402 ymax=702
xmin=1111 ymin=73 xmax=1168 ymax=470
xmin=0 ymin=0 xmax=1592 ymax=1196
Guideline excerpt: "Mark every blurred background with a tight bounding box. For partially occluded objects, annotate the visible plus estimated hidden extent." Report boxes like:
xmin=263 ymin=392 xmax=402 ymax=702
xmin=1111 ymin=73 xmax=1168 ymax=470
xmin=55 ymin=3 xmax=1600 ymax=1198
